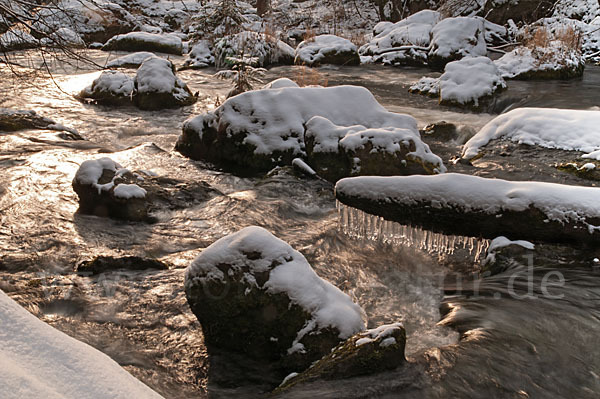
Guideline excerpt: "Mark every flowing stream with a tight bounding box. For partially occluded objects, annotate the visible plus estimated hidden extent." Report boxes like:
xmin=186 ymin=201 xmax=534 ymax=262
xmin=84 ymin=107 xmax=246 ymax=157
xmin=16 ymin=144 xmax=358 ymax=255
xmin=1 ymin=50 xmax=600 ymax=398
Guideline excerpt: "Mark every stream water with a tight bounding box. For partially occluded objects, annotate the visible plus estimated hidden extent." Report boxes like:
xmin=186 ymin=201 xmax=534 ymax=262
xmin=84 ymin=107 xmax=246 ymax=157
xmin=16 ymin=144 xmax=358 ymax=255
xmin=1 ymin=50 xmax=600 ymax=398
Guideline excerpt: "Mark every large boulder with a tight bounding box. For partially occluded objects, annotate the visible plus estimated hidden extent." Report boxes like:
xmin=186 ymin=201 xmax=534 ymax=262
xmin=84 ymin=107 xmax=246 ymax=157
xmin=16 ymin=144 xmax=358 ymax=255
xmin=295 ymin=35 xmax=360 ymax=66
xmin=214 ymin=31 xmax=294 ymax=67
xmin=461 ymin=108 xmax=600 ymax=161
xmin=411 ymin=56 xmax=506 ymax=110
xmin=182 ymin=40 xmax=214 ymax=69
xmin=133 ymin=56 xmax=197 ymax=110
xmin=428 ymin=17 xmax=487 ymax=70
xmin=335 ymin=173 xmax=600 ymax=245
xmin=102 ymin=32 xmax=183 ymax=55
xmin=175 ymin=85 xmax=419 ymax=175
xmin=494 ymin=45 xmax=585 ymax=80
xmin=360 ymin=10 xmax=440 ymax=67
xmin=31 ymin=1 xmax=137 ymax=44
xmin=304 ymin=116 xmax=445 ymax=182
xmin=72 ymin=158 xmax=149 ymax=221
xmin=106 ymin=52 xmax=155 ymax=68
xmin=0 ymin=29 xmax=37 ymax=51
xmin=77 ymin=70 xmax=134 ymax=105
xmin=184 ymin=226 xmax=365 ymax=372
xmin=277 ymin=323 xmax=406 ymax=391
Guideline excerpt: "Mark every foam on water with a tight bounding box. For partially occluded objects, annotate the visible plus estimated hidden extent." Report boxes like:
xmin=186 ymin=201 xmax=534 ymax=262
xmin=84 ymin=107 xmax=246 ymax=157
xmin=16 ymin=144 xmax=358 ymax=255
xmin=337 ymin=201 xmax=490 ymax=262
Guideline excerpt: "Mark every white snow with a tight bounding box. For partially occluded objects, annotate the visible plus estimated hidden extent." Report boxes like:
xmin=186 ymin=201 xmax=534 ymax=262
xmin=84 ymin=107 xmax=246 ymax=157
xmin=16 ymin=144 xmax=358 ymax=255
xmin=494 ymin=45 xmax=584 ymax=79
xmin=40 ymin=27 xmax=85 ymax=47
xmin=488 ymin=236 xmax=535 ymax=252
xmin=107 ymin=52 xmax=155 ymax=68
xmin=409 ymin=76 xmax=440 ymax=96
xmin=359 ymin=10 xmax=440 ymax=55
xmin=292 ymin=158 xmax=316 ymax=176
xmin=553 ymin=0 xmax=600 ymax=24
xmin=429 ymin=17 xmax=487 ymax=60
xmin=462 ymin=108 xmax=600 ymax=159
xmin=305 ymin=116 xmax=446 ymax=173
xmin=0 ymin=289 xmax=162 ymax=399
xmin=135 ymin=56 xmax=189 ymax=100
xmin=439 ymin=56 xmax=505 ymax=106
xmin=411 ymin=56 xmax=505 ymax=106
xmin=485 ymin=236 xmax=535 ymax=264
xmin=104 ymin=32 xmax=183 ymax=54
xmin=74 ymin=157 xmax=121 ymax=186
xmin=81 ymin=70 xmax=135 ymax=97
xmin=185 ymin=85 xmax=418 ymax=157
xmin=114 ymin=183 xmax=147 ymax=199
xmin=0 ymin=29 xmax=37 ymax=50
xmin=295 ymin=34 xmax=358 ymax=65
xmin=184 ymin=40 xmax=214 ymax=68
xmin=354 ymin=323 xmax=403 ymax=347
xmin=185 ymin=226 xmax=365 ymax=341
xmin=262 ymin=78 xmax=299 ymax=89
xmin=214 ymin=31 xmax=294 ymax=67
xmin=335 ymin=173 xmax=600 ymax=228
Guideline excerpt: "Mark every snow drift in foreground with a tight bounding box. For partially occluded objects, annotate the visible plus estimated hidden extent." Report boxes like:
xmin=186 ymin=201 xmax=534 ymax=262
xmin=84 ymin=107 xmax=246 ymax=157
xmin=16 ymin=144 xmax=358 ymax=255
xmin=335 ymin=173 xmax=600 ymax=229
xmin=185 ymin=226 xmax=365 ymax=340
xmin=462 ymin=108 xmax=600 ymax=159
xmin=0 ymin=289 xmax=162 ymax=399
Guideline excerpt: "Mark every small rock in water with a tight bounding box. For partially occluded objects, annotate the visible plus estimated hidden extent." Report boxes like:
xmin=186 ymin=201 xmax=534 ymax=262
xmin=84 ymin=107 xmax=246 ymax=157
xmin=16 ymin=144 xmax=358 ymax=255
xmin=276 ymin=322 xmax=406 ymax=392
xmin=77 ymin=256 xmax=168 ymax=275
xmin=184 ymin=226 xmax=365 ymax=376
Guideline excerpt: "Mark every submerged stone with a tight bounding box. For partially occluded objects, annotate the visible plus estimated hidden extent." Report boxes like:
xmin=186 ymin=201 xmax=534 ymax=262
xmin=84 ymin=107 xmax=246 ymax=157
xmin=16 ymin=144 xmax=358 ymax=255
xmin=77 ymin=256 xmax=168 ymax=275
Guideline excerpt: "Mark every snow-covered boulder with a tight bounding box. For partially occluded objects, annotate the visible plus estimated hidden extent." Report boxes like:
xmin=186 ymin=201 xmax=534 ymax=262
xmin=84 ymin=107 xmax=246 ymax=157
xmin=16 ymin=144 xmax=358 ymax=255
xmin=335 ymin=173 xmax=600 ymax=244
xmin=184 ymin=226 xmax=365 ymax=371
xmin=360 ymin=10 xmax=440 ymax=67
xmin=78 ymin=70 xmax=134 ymax=105
xmin=304 ymin=116 xmax=445 ymax=182
xmin=262 ymin=78 xmax=300 ymax=89
xmin=295 ymin=35 xmax=360 ymax=67
xmin=428 ymin=17 xmax=487 ymax=70
xmin=411 ymin=56 xmax=506 ymax=109
xmin=40 ymin=27 xmax=85 ymax=47
xmin=182 ymin=40 xmax=214 ymax=69
xmin=0 ymin=108 xmax=75 ymax=133
xmin=107 ymin=52 xmax=155 ymax=68
xmin=72 ymin=158 xmax=149 ymax=221
xmin=102 ymin=32 xmax=183 ymax=55
xmin=277 ymin=323 xmax=406 ymax=390
xmin=164 ymin=8 xmax=189 ymax=30
xmin=0 ymin=29 xmax=37 ymax=51
xmin=462 ymin=108 xmax=600 ymax=161
xmin=214 ymin=31 xmax=294 ymax=67
xmin=176 ymin=85 xmax=419 ymax=174
xmin=31 ymin=0 xmax=137 ymax=44
xmin=133 ymin=56 xmax=196 ymax=110
xmin=494 ymin=45 xmax=585 ymax=80
xmin=0 ymin=289 xmax=163 ymax=399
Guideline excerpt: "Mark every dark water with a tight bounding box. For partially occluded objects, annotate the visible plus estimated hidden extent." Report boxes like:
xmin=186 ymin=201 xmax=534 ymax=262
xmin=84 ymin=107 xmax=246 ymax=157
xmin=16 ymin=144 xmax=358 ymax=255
xmin=1 ymin=51 xmax=600 ymax=398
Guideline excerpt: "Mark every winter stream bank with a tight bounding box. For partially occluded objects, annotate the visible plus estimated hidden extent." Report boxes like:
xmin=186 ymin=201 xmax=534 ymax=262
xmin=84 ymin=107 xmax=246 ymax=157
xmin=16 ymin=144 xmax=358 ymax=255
xmin=1 ymin=52 xmax=600 ymax=398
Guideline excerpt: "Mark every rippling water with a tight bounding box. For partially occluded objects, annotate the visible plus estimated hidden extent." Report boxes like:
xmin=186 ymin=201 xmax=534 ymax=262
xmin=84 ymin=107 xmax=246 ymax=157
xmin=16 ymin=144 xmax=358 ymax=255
xmin=2 ymin=50 xmax=600 ymax=398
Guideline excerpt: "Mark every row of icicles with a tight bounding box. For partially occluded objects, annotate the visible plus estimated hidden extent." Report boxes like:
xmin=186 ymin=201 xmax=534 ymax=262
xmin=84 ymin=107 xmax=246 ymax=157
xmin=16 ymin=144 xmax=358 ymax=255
xmin=336 ymin=201 xmax=490 ymax=263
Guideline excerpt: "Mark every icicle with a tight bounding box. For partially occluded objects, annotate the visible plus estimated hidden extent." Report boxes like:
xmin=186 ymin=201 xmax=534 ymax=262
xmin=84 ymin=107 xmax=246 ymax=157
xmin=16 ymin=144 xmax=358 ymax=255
xmin=337 ymin=203 xmax=490 ymax=263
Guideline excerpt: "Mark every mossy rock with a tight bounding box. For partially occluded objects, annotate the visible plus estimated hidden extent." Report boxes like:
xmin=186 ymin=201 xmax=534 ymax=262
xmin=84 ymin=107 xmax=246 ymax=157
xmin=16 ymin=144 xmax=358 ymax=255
xmin=509 ymin=63 xmax=585 ymax=80
xmin=556 ymin=161 xmax=600 ymax=181
xmin=275 ymin=323 xmax=406 ymax=393
xmin=420 ymin=121 xmax=459 ymax=141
